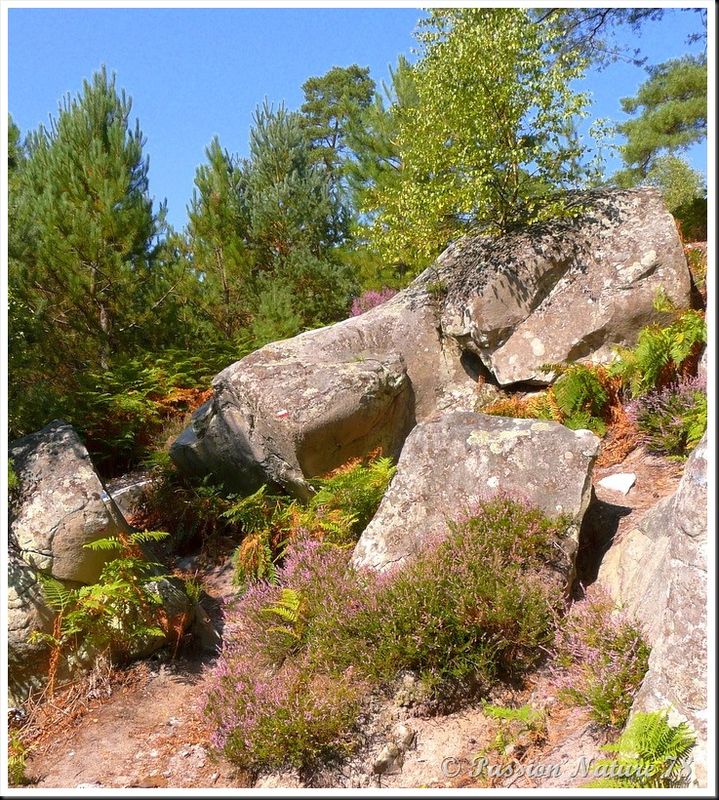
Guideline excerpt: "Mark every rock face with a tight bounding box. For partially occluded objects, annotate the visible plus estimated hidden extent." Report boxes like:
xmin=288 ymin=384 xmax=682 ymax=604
xmin=171 ymin=188 xmax=688 ymax=492
xmin=171 ymin=296 xmax=460 ymax=496
xmin=7 ymin=551 xmax=56 ymax=705
xmin=351 ymin=413 xmax=599 ymax=575
xmin=597 ymin=436 xmax=707 ymax=784
xmin=439 ymin=188 xmax=689 ymax=384
xmin=10 ymin=420 xmax=131 ymax=584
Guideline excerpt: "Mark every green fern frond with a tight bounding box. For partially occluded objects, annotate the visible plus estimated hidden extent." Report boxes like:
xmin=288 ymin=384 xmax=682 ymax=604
xmin=130 ymin=530 xmax=170 ymax=544
xmin=583 ymin=710 xmax=696 ymax=788
xmin=483 ymin=703 xmax=544 ymax=726
xmin=37 ymin=573 xmax=74 ymax=611
xmin=83 ymin=536 xmax=122 ymax=552
xmin=264 ymin=588 xmax=302 ymax=625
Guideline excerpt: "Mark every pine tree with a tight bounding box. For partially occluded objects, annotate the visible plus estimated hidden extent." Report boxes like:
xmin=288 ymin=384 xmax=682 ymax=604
xmin=246 ymin=100 xmax=339 ymax=266
xmin=616 ymin=55 xmax=707 ymax=184
xmin=187 ymin=136 xmax=252 ymax=336
xmin=300 ymin=65 xmax=375 ymax=178
xmin=13 ymin=67 xmax=162 ymax=371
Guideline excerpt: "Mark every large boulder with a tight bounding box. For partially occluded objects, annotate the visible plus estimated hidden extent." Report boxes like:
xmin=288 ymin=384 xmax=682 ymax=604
xmin=171 ymin=296 xmax=461 ymax=496
xmin=351 ymin=413 xmax=599 ymax=577
xmin=439 ymin=188 xmax=689 ymax=385
xmin=171 ymin=188 xmax=688 ymax=492
xmin=597 ymin=436 xmax=708 ymax=785
xmin=9 ymin=420 xmax=131 ymax=584
xmin=7 ymin=551 xmax=56 ymax=705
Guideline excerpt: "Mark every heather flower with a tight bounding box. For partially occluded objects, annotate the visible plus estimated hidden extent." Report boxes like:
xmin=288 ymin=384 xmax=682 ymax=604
xmin=627 ymin=375 xmax=707 ymax=457
xmin=550 ymin=586 xmax=650 ymax=729
xmin=349 ymin=287 xmax=397 ymax=317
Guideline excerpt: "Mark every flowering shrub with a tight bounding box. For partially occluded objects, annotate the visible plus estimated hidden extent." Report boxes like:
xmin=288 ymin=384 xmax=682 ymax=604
xmin=628 ymin=375 xmax=707 ymax=458
xmin=349 ymin=287 xmax=397 ymax=316
xmin=205 ymin=497 xmax=570 ymax=772
xmin=551 ymin=587 xmax=650 ymax=729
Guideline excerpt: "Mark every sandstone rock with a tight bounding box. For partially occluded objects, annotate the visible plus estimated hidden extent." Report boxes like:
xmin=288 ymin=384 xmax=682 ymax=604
xmin=104 ymin=471 xmax=156 ymax=521
xmin=10 ymin=421 xmax=131 ymax=584
xmin=597 ymin=436 xmax=707 ymax=785
xmin=171 ymin=297 xmax=461 ymax=496
xmin=440 ymin=188 xmax=689 ymax=385
xmin=7 ymin=551 xmax=55 ymax=704
xmin=373 ymin=742 xmax=403 ymax=775
xmin=597 ymin=472 xmax=636 ymax=495
xmin=171 ymin=189 xmax=686 ymax=493
xmin=352 ymin=413 xmax=599 ymax=575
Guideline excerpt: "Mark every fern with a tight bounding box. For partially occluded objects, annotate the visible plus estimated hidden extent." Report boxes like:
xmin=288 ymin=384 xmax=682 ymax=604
xmin=611 ymin=310 xmax=706 ymax=396
xmin=263 ymin=588 xmax=307 ymax=660
xmin=36 ymin=573 xmax=74 ymax=611
xmin=584 ymin=710 xmax=696 ymax=788
xmin=483 ymin=703 xmax=545 ymax=728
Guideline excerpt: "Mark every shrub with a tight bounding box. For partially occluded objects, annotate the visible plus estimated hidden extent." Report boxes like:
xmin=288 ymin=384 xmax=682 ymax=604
xmin=552 ymin=587 xmax=650 ymax=729
xmin=610 ymin=307 xmax=706 ymax=397
xmin=584 ymin=710 xmax=695 ymax=788
xmin=205 ymin=543 xmax=366 ymax=772
xmin=484 ymin=365 xmax=615 ymax=437
xmin=228 ymin=454 xmax=395 ymax=586
xmin=349 ymin=288 xmax=397 ymax=316
xmin=31 ymin=530 xmax=171 ymax=684
xmin=550 ymin=364 xmax=610 ymax=435
xmin=628 ymin=375 xmax=707 ymax=458
xmin=207 ymin=498 xmax=570 ymax=773
xmin=481 ymin=703 xmax=547 ymax=757
xmin=334 ymin=499 xmax=569 ymax=694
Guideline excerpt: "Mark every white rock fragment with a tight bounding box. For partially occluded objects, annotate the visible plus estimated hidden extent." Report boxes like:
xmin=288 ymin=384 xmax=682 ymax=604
xmin=598 ymin=472 xmax=637 ymax=495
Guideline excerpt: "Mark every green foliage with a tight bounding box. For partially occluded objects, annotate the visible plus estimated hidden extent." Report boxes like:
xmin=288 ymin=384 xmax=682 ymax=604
xmin=229 ymin=454 xmax=395 ymax=587
xmin=304 ymin=498 xmax=569 ymax=698
xmin=631 ymin=378 xmax=706 ymax=459
xmin=8 ymin=731 xmax=30 ymax=787
xmin=221 ymin=662 xmax=365 ymax=773
xmin=365 ymin=8 xmax=591 ymax=272
xmin=643 ymin=155 xmax=706 ymax=213
xmin=208 ymin=497 xmax=570 ymax=773
xmin=554 ymin=589 xmax=651 ymax=729
xmin=9 ymin=67 xmax=162 ymax=377
xmin=484 ymin=703 xmax=545 ymax=727
xmin=611 ymin=308 xmax=706 ymax=396
xmin=187 ymin=136 xmax=252 ymax=338
xmin=8 ymin=460 xmax=19 ymax=493
xmin=616 ymin=55 xmax=707 ymax=183
xmin=309 ymin=455 xmax=396 ymax=539
xmin=676 ymin=199 xmax=707 ymax=243
xmin=300 ymin=64 xmax=375 ymax=180
xmin=584 ymin=711 xmax=695 ymax=788
xmin=551 ymin=364 xmax=610 ymax=435
xmin=32 ymin=531 xmax=170 ymax=666
xmin=482 ymin=703 xmax=547 ymax=756
xmin=262 ymin=588 xmax=308 ymax=661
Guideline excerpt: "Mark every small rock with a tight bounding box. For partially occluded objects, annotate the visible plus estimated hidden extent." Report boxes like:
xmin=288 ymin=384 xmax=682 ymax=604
xmin=373 ymin=742 xmax=403 ymax=775
xmin=598 ymin=472 xmax=637 ymax=495
xmin=391 ymin=723 xmax=416 ymax=751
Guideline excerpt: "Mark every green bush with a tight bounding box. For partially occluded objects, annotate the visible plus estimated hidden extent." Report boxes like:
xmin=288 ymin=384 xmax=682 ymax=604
xmin=207 ymin=497 xmax=571 ymax=773
xmin=31 ymin=530 xmax=171 ymax=669
xmin=584 ymin=710 xmax=695 ymax=788
xmin=611 ymin=307 xmax=706 ymax=397
xmin=550 ymin=364 xmax=610 ymax=435
xmin=630 ymin=376 xmax=707 ymax=458
xmin=228 ymin=454 xmax=396 ymax=586
xmin=552 ymin=588 xmax=650 ymax=729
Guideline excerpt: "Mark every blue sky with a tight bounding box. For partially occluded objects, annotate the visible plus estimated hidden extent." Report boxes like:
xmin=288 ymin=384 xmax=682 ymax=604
xmin=7 ymin=6 xmax=707 ymax=231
